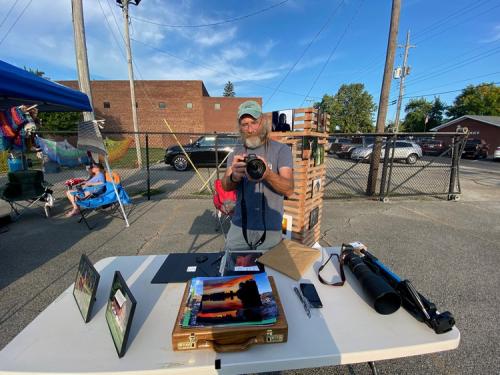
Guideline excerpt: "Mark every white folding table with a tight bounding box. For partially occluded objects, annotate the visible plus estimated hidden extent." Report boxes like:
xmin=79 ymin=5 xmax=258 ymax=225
xmin=0 ymin=248 xmax=460 ymax=375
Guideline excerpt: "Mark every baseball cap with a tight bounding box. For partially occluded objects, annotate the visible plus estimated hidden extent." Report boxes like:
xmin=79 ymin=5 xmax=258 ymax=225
xmin=237 ymin=100 xmax=262 ymax=120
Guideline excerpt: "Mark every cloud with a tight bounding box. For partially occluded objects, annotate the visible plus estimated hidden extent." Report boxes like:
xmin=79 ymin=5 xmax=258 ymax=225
xmin=481 ymin=24 xmax=500 ymax=43
xmin=191 ymin=27 xmax=237 ymax=46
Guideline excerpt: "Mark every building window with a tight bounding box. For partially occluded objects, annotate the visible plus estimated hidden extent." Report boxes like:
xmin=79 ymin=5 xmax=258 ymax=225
xmin=136 ymin=102 xmax=139 ymax=108
xmin=159 ymin=102 xmax=166 ymax=109
xmin=214 ymin=103 xmax=221 ymax=110
xmin=186 ymin=102 xmax=193 ymax=109
xmin=103 ymin=101 xmax=110 ymax=109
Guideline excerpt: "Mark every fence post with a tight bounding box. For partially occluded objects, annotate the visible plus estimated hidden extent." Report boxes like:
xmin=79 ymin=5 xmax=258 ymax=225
xmin=448 ymin=135 xmax=460 ymax=200
xmin=379 ymin=134 xmax=394 ymax=201
xmin=146 ymin=133 xmax=151 ymax=201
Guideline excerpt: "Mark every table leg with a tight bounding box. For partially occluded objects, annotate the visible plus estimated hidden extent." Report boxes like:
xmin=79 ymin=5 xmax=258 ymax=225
xmin=368 ymin=361 xmax=379 ymax=375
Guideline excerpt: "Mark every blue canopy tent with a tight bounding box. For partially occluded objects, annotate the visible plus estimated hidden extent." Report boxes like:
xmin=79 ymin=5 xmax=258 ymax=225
xmin=0 ymin=59 xmax=92 ymax=112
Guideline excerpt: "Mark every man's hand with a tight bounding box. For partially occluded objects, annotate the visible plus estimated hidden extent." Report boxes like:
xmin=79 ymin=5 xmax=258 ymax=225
xmin=231 ymin=154 xmax=247 ymax=182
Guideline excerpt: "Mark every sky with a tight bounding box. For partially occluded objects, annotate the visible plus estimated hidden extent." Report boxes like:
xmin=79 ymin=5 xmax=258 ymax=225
xmin=1 ymin=0 xmax=499 ymax=122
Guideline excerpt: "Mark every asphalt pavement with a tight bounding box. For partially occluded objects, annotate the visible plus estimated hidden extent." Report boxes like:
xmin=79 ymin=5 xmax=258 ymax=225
xmin=0 ymin=160 xmax=499 ymax=374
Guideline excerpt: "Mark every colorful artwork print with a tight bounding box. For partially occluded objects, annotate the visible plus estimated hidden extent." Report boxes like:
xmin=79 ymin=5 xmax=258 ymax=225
xmin=73 ymin=254 xmax=100 ymax=323
xmin=272 ymin=109 xmax=293 ymax=132
xmin=314 ymin=143 xmax=324 ymax=166
xmin=105 ymin=271 xmax=137 ymax=358
xmin=182 ymin=273 xmax=278 ymax=328
xmin=302 ymin=136 xmax=315 ymax=160
xmin=282 ymin=214 xmax=292 ymax=239
xmin=309 ymin=207 xmax=319 ymax=230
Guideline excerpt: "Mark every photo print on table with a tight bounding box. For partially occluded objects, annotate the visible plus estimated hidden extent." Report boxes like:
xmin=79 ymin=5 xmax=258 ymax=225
xmin=282 ymin=214 xmax=293 ymax=240
xmin=105 ymin=271 xmax=137 ymax=358
xmin=309 ymin=207 xmax=319 ymax=230
xmin=73 ymin=254 xmax=100 ymax=323
xmin=272 ymin=109 xmax=293 ymax=132
xmin=312 ymin=178 xmax=322 ymax=198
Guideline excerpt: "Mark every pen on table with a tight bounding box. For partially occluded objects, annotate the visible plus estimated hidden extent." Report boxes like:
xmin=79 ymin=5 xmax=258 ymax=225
xmin=293 ymin=286 xmax=311 ymax=319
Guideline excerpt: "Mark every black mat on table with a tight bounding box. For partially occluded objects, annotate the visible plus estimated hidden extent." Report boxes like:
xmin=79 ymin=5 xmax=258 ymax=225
xmin=151 ymin=253 xmax=224 ymax=284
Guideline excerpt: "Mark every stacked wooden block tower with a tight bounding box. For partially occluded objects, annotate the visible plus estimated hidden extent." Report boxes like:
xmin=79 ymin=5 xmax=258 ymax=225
xmin=268 ymin=108 xmax=329 ymax=246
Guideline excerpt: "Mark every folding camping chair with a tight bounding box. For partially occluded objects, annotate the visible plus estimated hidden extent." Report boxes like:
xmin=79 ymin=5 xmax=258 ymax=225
xmin=0 ymin=170 xmax=54 ymax=219
xmin=212 ymin=178 xmax=237 ymax=238
xmin=75 ymin=182 xmax=131 ymax=230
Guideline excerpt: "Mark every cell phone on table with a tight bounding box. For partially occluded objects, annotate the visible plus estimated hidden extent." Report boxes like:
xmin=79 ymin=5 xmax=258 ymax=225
xmin=300 ymin=283 xmax=323 ymax=308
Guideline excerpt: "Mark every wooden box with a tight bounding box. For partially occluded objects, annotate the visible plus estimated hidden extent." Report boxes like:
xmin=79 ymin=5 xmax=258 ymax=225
xmin=172 ymin=276 xmax=288 ymax=352
xmin=269 ymin=108 xmax=329 ymax=246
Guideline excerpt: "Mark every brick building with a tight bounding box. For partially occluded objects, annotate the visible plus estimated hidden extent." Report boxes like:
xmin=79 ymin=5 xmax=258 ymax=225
xmin=58 ymin=80 xmax=261 ymax=135
xmin=431 ymin=115 xmax=500 ymax=156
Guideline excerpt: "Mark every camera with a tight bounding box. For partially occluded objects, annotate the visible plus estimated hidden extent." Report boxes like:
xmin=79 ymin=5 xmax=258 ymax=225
xmin=244 ymin=154 xmax=266 ymax=180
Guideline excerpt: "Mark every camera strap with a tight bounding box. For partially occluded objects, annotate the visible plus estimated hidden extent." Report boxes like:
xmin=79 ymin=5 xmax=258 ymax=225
xmin=317 ymin=244 xmax=350 ymax=286
xmin=240 ymin=181 xmax=266 ymax=250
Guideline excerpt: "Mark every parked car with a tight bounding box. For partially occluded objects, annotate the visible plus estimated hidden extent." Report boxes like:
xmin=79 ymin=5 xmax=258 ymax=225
xmin=351 ymin=141 xmax=423 ymax=164
xmin=462 ymin=139 xmax=489 ymax=159
xmin=494 ymin=146 xmax=500 ymax=161
xmin=328 ymin=137 xmax=365 ymax=158
xmin=324 ymin=136 xmax=337 ymax=153
xmin=164 ymin=135 xmax=240 ymax=171
xmin=419 ymin=139 xmax=447 ymax=156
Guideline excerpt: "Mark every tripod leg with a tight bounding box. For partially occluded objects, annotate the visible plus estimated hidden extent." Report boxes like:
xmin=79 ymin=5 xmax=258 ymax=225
xmin=368 ymin=361 xmax=379 ymax=375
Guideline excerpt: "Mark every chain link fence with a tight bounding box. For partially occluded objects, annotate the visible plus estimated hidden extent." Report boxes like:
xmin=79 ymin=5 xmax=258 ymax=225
xmin=1 ymin=130 xmax=467 ymax=202
xmin=323 ymin=132 xmax=467 ymax=200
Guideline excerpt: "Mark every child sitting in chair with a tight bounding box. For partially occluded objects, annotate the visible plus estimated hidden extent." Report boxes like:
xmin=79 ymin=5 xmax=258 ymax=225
xmin=65 ymin=163 xmax=106 ymax=217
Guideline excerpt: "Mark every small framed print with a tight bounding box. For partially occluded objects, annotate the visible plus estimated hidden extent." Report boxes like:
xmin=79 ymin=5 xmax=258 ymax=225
xmin=309 ymin=207 xmax=319 ymax=230
xmin=282 ymin=214 xmax=293 ymax=240
xmin=73 ymin=254 xmax=100 ymax=323
xmin=272 ymin=109 xmax=294 ymax=132
xmin=105 ymin=271 xmax=137 ymax=358
xmin=312 ymin=178 xmax=322 ymax=198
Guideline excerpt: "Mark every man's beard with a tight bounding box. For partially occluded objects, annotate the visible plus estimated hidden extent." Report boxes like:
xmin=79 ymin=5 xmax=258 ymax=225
xmin=242 ymin=128 xmax=268 ymax=149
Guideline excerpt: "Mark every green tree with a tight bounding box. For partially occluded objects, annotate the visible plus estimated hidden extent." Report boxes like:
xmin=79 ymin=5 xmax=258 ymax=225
xmin=223 ymin=81 xmax=235 ymax=97
xmin=446 ymin=83 xmax=500 ymax=119
xmin=401 ymin=97 xmax=446 ymax=132
xmin=317 ymin=83 xmax=376 ymax=133
xmin=24 ymin=67 xmax=82 ymax=131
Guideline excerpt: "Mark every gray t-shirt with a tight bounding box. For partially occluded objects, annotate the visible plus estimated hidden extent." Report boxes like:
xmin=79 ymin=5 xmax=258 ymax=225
xmin=227 ymin=140 xmax=293 ymax=231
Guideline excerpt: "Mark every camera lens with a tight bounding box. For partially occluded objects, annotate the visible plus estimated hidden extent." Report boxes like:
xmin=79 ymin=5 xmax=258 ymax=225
xmin=246 ymin=157 xmax=266 ymax=180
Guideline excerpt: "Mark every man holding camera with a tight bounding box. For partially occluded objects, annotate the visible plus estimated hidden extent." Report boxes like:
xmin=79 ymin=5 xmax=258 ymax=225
xmin=222 ymin=100 xmax=294 ymax=250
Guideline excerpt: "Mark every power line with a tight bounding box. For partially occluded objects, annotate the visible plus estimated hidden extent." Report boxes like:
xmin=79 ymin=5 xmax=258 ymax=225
xmin=413 ymin=2 xmax=500 ymax=45
xmin=0 ymin=0 xmax=19 ymax=29
xmin=300 ymin=0 xmax=365 ymax=107
xmin=0 ymin=0 xmax=33 ymax=47
xmin=389 ymin=81 xmax=499 ymax=103
xmin=404 ymin=45 xmax=500 ymax=87
xmin=348 ymin=0 xmax=496 ymax=82
xmin=402 ymin=71 xmax=500 ymax=98
xmin=129 ymin=0 xmax=289 ymax=28
xmin=265 ymin=0 xmax=345 ymax=105
xmin=131 ymin=37 xmax=322 ymax=101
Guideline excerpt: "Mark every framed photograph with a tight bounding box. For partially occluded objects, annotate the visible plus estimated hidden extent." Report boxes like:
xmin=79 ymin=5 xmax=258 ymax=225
xmin=314 ymin=143 xmax=324 ymax=166
xmin=302 ymin=136 xmax=315 ymax=160
xmin=105 ymin=271 xmax=137 ymax=358
xmin=282 ymin=214 xmax=293 ymax=239
xmin=272 ymin=109 xmax=293 ymax=132
xmin=73 ymin=254 xmax=100 ymax=323
xmin=312 ymin=178 xmax=322 ymax=198
xmin=317 ymin=108 xmax=327 ymax=133
xmin=309 ymin=207 xmax=319 ymax=230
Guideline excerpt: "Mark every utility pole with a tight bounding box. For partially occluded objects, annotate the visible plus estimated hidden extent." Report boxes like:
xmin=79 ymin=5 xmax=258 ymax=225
xmin=71 ymin=0 xmax=95 ymax=122
xmin=393 ymin=30 xmax=416 ymax=132
xmin=119 ymin=0 xmax=142 ymax=168
xmin=366 ymin=0 xmax=401 ymax=196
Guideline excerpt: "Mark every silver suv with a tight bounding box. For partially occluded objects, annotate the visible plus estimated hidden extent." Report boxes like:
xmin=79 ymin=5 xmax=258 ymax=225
xmin=351 ymin=141 xmax=423 ymax=164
